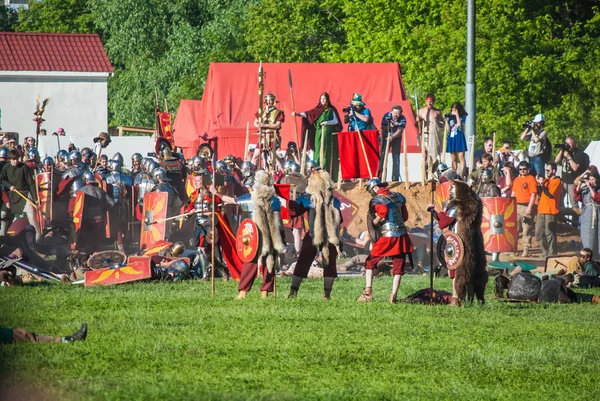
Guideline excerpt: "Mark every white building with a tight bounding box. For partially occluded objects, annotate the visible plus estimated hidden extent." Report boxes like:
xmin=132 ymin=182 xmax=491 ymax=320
xmin=0 ymin=32 xmax=113 ymax=140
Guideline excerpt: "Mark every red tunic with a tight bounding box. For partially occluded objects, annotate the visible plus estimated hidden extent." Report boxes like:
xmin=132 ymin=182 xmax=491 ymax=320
xmin=370 ymin=188 xmax=413 ymax=257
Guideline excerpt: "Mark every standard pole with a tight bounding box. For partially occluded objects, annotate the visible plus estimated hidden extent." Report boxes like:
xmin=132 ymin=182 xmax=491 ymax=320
xmin=465 ymin=0 xmax=477 ymax=172
xmin=429 ymin=179 xmax=436 ymax=303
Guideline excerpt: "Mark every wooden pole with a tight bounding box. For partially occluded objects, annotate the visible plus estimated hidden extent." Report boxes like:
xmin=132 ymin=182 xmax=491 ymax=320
xmin=491 ymin=130 xmax=497 ymax=166
xmin=244 ymin=122 xmax=250 ymax=162
xmin=441 ymin=124 xmax=448 ymax=164
xmin=381 ymin=134 xmax=391 ymax=181
xmin=288 ymin=69 xmax=301 ymax=148
xmin=300 ymin=129 xmax=308 ymax=175
xmin=329 ymin=129 xmax=334 ymax=176
xmin=467 ymin=134 xmax=475 ymax=178
xmin=429 ymin=179 xmax=436 ymax=303
xmin=403 ymin=130 xmax=409 ymax=190
xmin=337 ymin=160 xmax=342 ymax=190
xmin=355 ymin=128 xmax=373 ymax=178
xmin=421 ymin=121 xmax=427 ymax=186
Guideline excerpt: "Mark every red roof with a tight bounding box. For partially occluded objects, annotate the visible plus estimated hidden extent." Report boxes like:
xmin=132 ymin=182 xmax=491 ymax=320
xmin=0 ymin=32 xmax=113 ymax=73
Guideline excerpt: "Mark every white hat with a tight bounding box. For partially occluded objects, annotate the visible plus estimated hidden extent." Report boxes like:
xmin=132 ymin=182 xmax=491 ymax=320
xmin=532 ymin=114 xmax=545 ymax=123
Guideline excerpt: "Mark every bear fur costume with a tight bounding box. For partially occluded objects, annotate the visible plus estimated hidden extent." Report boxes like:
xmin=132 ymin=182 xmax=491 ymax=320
xmin=448 ymin=179 xmax=488 ymax=304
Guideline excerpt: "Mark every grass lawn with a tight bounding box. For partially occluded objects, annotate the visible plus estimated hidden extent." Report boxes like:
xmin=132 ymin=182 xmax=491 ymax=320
xmin=1 ymin=275 xmax=600 ymax=400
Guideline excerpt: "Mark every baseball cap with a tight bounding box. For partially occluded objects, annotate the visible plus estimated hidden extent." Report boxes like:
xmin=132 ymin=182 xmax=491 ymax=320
xmin=532 ymin=114 xmax=544 ymax=123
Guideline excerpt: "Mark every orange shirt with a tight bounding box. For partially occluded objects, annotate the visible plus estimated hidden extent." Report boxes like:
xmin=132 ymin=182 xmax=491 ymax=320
xmin=538 ymin=177 xmax=562 ymax=215
xmin=511 ymin=175 xmax=538 ymax=204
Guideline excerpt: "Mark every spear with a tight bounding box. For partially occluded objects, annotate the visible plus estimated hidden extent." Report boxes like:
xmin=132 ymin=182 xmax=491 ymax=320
xmin=288 ymin=69 xmax=301 ymax=148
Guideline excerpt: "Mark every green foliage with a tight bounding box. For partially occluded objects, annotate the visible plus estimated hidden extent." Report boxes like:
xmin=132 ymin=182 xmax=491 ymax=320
xmin=2 ymin=276 xmax=600 ymax=400
xmin=0 ymin=3 xmax=18 ymax=32
xmin=15 ymin=0 xmax=95 ymax=33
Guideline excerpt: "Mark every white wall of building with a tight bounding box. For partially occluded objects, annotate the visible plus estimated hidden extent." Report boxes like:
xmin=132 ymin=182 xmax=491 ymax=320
xmin=0 ymin=71 xmax=109 ymax=139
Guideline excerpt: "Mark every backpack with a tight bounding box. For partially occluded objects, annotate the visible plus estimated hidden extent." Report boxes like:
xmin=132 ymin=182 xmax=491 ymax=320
xmin=541 ymin=130 xmax=552 ymax=162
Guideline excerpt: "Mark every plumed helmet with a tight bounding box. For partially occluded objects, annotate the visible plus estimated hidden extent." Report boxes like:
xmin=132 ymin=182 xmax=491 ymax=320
xmin=82 ymin=171 xmax=98 ymax=184
xmin=68 ymin=150 xmax=82 ymax=163
xmin=27 ymin=148 xmax=39 ymax=160
xmin=42 ymin=156 xmax=54 ymax=166
xmin=215 ymin=160 xmax=230 ymax=175
xmin=131 ymin=153 xmax=143 ymax=162
xmin=56 ymin=149 xmax=69 ymax=161
xmin=112 ymin=152 xmax=124 ymax=165
xmin=109 ymin=159 xmax=122 ymax=172
xmin=169 ymin=241 xmax=185 ymax=257
xmin=153 ymin=167 xmax=171 ymax=182
xmin=147 ymin=161 xmax=160 ymax=174
xmin=0 ymin=147 xmax=9 ymax=159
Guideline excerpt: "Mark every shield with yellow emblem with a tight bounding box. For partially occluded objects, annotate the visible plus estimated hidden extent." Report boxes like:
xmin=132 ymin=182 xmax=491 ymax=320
xmin=84 ymin=259 xmax=152 ymax=287
xmin=70 ymin=191 xmax=84 ymax=250
xmin=36 ymin=172 xmax=52 ymax=230
xmin=235 ymin=218 xmax=259 ymax=263
xmin=481 ymin=197 xmax=517 ymax=253
xmin=435 ymin=181 xmax=452 ymax=210
xmin=140 ymin=192 xmax=168 ymax=251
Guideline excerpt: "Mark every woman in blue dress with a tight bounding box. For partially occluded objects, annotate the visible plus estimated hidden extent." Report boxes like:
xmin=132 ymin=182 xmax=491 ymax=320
xmin=445 ymin=102 xmax=468 ymax=177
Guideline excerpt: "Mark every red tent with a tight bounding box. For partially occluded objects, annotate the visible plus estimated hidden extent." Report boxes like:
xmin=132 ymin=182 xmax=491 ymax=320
xmin=173 ymin=62 xmax=420 ymax=159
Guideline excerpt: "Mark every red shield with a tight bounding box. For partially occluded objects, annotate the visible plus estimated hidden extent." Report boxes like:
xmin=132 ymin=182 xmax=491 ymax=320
xmin=139 ymin=240 xmax=172 ymax=257
xmin=140 ymin=192 xmax=169 ymax=251
xmin=435 ymin=181 xmax=452 ymax=210
xmin=481 ymin=197 xmax=517 ymax=253
xmin=70 ymin=192 xmax=84 ymax=250
xmin=236 ymin=218 xmax=259 ymax=262
xmin=443 ymin=232 xmax=464 ymax=270
xmin=36 ymin=172 xmax=52 ymax=229
xmin=333 ymin=190 xmax=359 ymax=230
xmin=84 ymin=259 xmax=152 ymax=287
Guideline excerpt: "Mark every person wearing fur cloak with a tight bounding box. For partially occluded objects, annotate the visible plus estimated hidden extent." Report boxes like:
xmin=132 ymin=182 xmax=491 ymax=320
xmin=217 ymin=170 xmax=285 ymax=299
xmin=286 ymin=169 xmax=342 ymax=300
xmin=358 ymin=178 xmax=414 ymax=304
xmin=428 ymin=179 xmax=488 ymax=305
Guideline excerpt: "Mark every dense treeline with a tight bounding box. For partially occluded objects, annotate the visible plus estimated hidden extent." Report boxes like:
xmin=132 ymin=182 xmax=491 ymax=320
xmin=3 ymin=0 xmax=599 ymax=149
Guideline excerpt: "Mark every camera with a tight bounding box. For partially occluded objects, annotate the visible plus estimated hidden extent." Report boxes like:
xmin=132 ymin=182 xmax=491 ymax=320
xmin=385 ymin=115 xmax=393 ymax=121
xmin=554 ymin=142 xmax=571 ymax=152
xmin=522 ymin=121 xmax=533 ymax=129
xmin=522 ymin=216 xmax=533 ymax=225
xmin=342 ymin=106 xmax=352 ymax=113
xmin=581 ymin=173 xmax=590 ymax=182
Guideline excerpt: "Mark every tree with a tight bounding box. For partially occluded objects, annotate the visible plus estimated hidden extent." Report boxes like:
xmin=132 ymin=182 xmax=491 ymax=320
xmin=14 ymin=0 xmax=95 ymax=33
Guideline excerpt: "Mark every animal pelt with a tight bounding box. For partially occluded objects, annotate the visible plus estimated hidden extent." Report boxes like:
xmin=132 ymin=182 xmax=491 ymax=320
xmin=251 ymin=170 xmax=285 ymax=273
xmin=448 ymin=180 xmax=488 ymax=304
xmin=305 ymin=170 xmax=341 ymax=265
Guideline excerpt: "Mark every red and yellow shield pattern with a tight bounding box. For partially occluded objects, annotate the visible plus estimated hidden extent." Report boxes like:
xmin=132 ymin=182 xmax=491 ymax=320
xmin=236 ymin=218 xmax=259 ymax=262
xmin=185 ymin=175 xmax=195 ymax=198
xmin=140 ymin=192 xmax=169 ymax=251
xmin=84 ymin=259 xmax=152 ymax=287
xmin=138 ymin=240 xmax=172 ymax=257
xmin=36 ymin=172 xmax=52 ymax=229
xmin=481 ymin=197 xmax=518 ymax=253
xmin=70 ymin=192 xmax=84 ymax=250
xmin=435 ymin=181 xmax=452 ymax=210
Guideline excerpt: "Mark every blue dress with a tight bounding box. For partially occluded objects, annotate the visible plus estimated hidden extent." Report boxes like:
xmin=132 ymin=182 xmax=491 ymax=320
xmin=446 ymin=115 xmax=468 ymax=153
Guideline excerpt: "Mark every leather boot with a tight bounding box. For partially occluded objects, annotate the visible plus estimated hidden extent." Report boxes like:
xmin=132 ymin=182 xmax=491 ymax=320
xmin=62 ymin=323 xmax=87 ymax=343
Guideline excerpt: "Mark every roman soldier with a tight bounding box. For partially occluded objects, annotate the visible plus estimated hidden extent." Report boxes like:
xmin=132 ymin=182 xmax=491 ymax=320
xmin=358 ymin=178 xmax=414 ymax=304
xmin=476 ymin=169 xmax=501 ymax=198
xmin=94 ymin=154 xmax=110 ymax=180
xmin=105 ymin=158 xmax=133 ymax=249
xmin=240 ymin=161 xmax=255 ymax=189
xmin=217 ymin=170 xmax=285 ymax=298
xmin=25 ymin=148 xmax=41 ymax=172
xmin=76 ymin=172 xmax=114 ymax=253
xmin=151 ymin=167 xmax=181 ymax=240
xmin=131 ymin=153 xmax=143 ymax=177
xmin=55 ymin=150 xmax=70 ymax=171
xmin=57 ymin=150 xmax=88 ymax=199
xmin=286 ymin=168 xmax=341 ymax=300
xmin=159 ymin=147 xmax=186 ymax=203
xmin=279 ymin=160 xmax=307 ymax=255
xmin=253 ymin=92 xmax=285 ymax=169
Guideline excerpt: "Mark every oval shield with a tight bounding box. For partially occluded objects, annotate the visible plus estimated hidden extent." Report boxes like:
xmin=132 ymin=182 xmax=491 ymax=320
xmin=236 ymin=218 xmax=259 ymax=263
xmin=443 ymin=232 xmax=464 ymax=270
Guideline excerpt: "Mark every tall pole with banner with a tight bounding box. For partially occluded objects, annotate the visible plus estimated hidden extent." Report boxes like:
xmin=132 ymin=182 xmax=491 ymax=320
xmin=465 ymin=0 xmax=476 ymax=173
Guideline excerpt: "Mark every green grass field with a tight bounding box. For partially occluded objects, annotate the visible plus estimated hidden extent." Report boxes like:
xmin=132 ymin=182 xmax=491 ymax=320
xmin=2 ymin=275 xmax=600 ymax=400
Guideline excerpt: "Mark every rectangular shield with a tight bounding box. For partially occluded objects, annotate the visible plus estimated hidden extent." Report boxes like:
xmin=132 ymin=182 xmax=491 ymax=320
xmin=481 ymin=197 xmax=518 ymax=253
xmin=100 ymin=181 xmax=112 ymax=238
xmin=70 ymin=191 xmax=84 ymax=250
xmin=36 ymin=172 xmax=52 ymax=230
xmin=333 ymin=190 xmax=359 ymax=230
xmin=84 ymin=259 xmax=152 ymax=287
xmin=140 ymin=192 xmax=168 ymax=251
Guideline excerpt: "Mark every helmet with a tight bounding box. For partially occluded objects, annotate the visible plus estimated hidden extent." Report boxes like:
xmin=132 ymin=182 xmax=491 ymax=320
xmin=190 ymin=156 xmax=205 ymax=168
xmin=70 ymin=178 xmax=85 ymax=196
xmin=166 ymin=259 xmax=190 ymax=281
xmin=223 ymin=154 xmax=235 ymax=165
xmin=196 ymin=168 xmax=210 ymax=176
xmin=481 ymin=169 xmax=493 ymax=184
xmin=215 ymin=160 xmax=230 ymax=175
xmin=437 ymin=162 xmax=450 ymax=173
xmin=161 ymin=147 xmax=173 ymax=160
xmin=27 ymin=148 xmax=40 ymax=160
xmin=305 ymin=159 xmax=321 ymax=173
xmin=56 ymin=149 xmax=69 ymax=162
xmin=131 ymin=153 xmax=143 ymax=162
xmin=366 ymin=178 xmax=385 ymax=195
xmin=42 ymin=156 xmax=54 ymax=166
xmin=140 ymin=157 xmax=149 ymax=168
xmin=241 ymin=161 xmax=254 ymax=175
xmin=169 ymin=241 xmax=185 ymax=257
xmin=265 ymin=92 xmax=276 ymax=102
xmin=109 ymin=159 xmax=122 ymax=172
xmin=147 ymin=161 xmax=160 ymax=174
xmin=68 ymin=150 xmax=82 ymax=164
xmin=112 ymin=152 xmax=124 ymax=165
xmin=284 ymin=161 xmax=301 ymax=176
xmin=82 ymin=171 xmax=98 ymax=184
xmin=153 ymin=167 xmax=171 ymax=182
xmin=0 ymin=147 xmax=9 ymax=159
